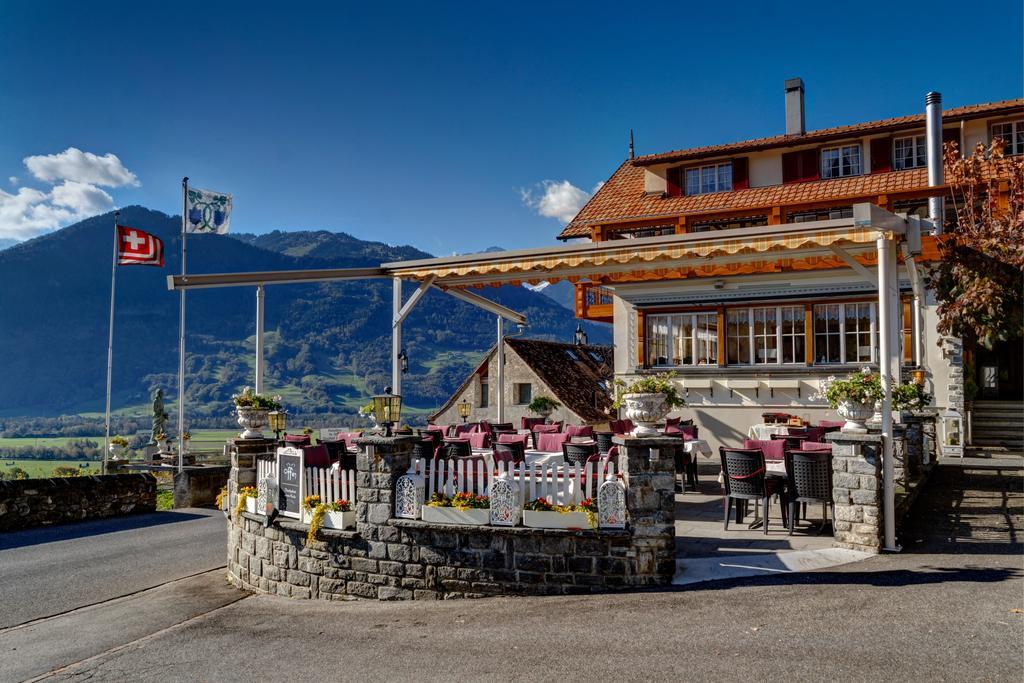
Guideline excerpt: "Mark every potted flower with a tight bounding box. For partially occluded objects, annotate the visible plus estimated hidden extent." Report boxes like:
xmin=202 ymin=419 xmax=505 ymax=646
xmin=527 ymin=396 xmax=561 ymax=421
xmin=522 ymin=497 xmax=597 ymax=530
xmin=153 ymin=431 xmax=168 ymax=451
xmin=215 ymin=487 xmax=229 ymax=516
xmin=612 ymin=373 xmax=686 ymax=437
xmin=420 ymin=492 xmax=490 ymax=525
xmin=109 ymin=435 xmax=129 ymax=460
xmin=816 ymin=368 xmax=883 ymax=433
xmin=235 ymin=486 xmax=258 ymax=516
xmin=301 ymin=494 xmax=322 ymax=524
xmin=232 ymin=387 xmax=282 ymax=439
xmin=322 ymin=499 xmax=354 ymax=530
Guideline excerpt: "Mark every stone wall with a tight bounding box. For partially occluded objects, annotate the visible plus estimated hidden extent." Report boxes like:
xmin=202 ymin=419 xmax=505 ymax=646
xmin=226 ymin=435 xmax=677 ymax=600
xmin=0 ymin=474 xmax=156 ymax=532
xmin=827 ymin=433 xmax=884 ymax=552
xmin=173 ymin=466 xmax=230 ymax=508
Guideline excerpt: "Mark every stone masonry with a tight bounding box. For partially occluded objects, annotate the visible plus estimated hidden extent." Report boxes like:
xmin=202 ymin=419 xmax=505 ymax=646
xmin=226 ymin=434 xmax=678 ymax=600
xmin=826 ymin=432 xmax=884 ymax=552
xmin=0 ymin=473 xmax=156 ymax=532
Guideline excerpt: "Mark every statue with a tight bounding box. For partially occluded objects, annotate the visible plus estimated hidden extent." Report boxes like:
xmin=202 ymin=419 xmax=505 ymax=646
xmin=151 ymin=389 xmax=169 ymax=444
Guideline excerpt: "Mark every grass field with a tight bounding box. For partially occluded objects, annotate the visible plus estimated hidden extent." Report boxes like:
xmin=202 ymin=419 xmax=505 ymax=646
xmin=0 ymin=436 xmax=103 ymax=448
xmin=0 ymin=458 xmax=101 ymax=478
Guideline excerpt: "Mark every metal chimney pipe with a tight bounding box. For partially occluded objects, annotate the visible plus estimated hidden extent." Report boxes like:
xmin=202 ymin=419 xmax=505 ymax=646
xmin=925 ymin=91 xmax=944 ymax=233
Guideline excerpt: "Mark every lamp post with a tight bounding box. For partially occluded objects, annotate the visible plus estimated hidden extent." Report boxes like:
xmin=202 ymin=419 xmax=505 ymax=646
xmin=268 ymin=410 xmax=287 ymax=442
xmin=457 ymin=398 xmax=471 ymax=424
xmin=372 ymin=387 xmax=403 ymax=437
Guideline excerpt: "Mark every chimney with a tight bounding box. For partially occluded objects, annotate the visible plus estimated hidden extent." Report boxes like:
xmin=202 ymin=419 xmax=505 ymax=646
xmin=925 ymin=91 xmax=944 ymax=233
xmin=785 ymin=78 xmax=805 ymax=136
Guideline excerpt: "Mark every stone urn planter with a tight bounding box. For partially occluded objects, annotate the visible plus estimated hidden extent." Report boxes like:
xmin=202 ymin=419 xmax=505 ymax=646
xmin=108 ymin=443 xmax=126 ymax=460
xmin=236 ymin=407 xmax=269 ymax=439
xmin=534 ymin=407 xmax=553 ymax=422
xmin=621 ymin=393 xmax=671 ymax=437
xmin=837 ymin=400 xmax=875 ymax=433
xmin=420 ymin=505 xmax=490 ymax=526
xmin=523 ymin=510 xmax=591 ymax=530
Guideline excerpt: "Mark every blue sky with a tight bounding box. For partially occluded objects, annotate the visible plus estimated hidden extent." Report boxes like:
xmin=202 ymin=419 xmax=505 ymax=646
xmin=0 ymin=0 xmax=1020 ymax=254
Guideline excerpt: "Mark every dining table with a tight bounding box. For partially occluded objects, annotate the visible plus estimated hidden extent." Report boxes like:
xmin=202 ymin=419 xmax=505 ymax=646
xmin=747 ymin=423 xmax=792 ymax=440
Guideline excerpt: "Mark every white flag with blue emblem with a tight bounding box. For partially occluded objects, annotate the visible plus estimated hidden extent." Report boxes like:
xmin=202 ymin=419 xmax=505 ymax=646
xmin=185 ymin=187 xmax=232 ymax=234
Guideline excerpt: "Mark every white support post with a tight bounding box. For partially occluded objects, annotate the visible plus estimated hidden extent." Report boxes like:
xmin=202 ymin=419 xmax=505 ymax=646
xmin=255 ymin=285 xmax=265 ymax=394
xmin=392 ymin=277 xmax=402 ymax=396
xmin=496 ymin=315 xmax=505 ymax=423
xmin=877 ymin=234 xmax=899 ymax=552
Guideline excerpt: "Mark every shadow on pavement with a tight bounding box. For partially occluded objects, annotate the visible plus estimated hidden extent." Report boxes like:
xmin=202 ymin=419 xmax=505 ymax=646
xmin=0 ymin=509 xmax=215 ymax=550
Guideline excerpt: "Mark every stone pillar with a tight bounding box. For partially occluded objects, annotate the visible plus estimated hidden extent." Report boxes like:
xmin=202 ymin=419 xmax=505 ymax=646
xmin=228 ymin=438 xmax=274 ymax=506
xmin=826 ymin=432 xmax=883 ymax=552
xmin=354 ymin=435 xmax=415 ymax=543
xmin=613 ymin=436 xmax=677 ymax=585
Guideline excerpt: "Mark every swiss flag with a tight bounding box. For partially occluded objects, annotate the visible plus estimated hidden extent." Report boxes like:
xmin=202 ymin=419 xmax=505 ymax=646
xmin=117 ymin=225 xmax=164 ymax=267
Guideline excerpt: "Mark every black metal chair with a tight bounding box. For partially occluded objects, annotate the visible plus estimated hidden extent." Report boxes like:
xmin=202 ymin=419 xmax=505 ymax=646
xmin=439 ymin=440 xmax=471 ymax=459
xmin=594 ymin=431 xmax=614 ymax=455
xmin=411 ymin=438 xmax=436 ymax=462
xmin=562 ymin=441 xmax=597 ymax=465
xmin=493 ymin=442 xmax=525 ymax=466
xmin=665 ymin=434 xmax=699 ymax=492
xmin=719 ymin=447 xmax=788 ymax=535
xmin=490 ymin=423 xmax=514 ymax=432
xmin=784 ymin=449 xmax=834 ymax=535
xmin=770 ymin=432 xmax=810 ymax=451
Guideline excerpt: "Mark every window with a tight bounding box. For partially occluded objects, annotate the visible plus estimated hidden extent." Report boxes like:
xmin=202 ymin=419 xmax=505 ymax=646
xmin=690 ymin=216 xmax=768 ymax=233
xmin=514 ymin=383 xmax=532 ymax=405
xmin=726 ymin=310 xmax=751 ymax=365
xmin=788 ymin=205 xmax=853 ymax=223
xmin=814 ymin=303 xmax=876 ymax=364
xmin=727 ymin=306 xmax=804 ymax=365
xmin=893 ymin=135 xmax=927 ymax=170
xmin=645 ymin=313 xmax=718 ymax=366
xmin=991 ymin=120 xmax=1024 ymax=156
xmin=752 ymin=307 xmax=778 ymax=363
xmin=780 ymin=306 xmax=806 ymax=364
xmin=821 ymin=144 xmax=862 ymax=178
xmin=685 ymin=162 xmax=732 ymax=195
xmin=902 ymin=300 xmax=914 ymax=364
xmin=565 ymin=349 xmax=580 ymax=362
xmin=479 ymin=381 xmax=489 ymax=408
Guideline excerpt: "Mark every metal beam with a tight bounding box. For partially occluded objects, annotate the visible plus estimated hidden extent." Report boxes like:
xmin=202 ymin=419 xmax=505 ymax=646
xmin=255 ymin=285 xmax=265 ymax=394
xmin=167 ymin=267 xmax=386 ymax=291
xmin=877 ymin=234 xmax=900 ymax=552
xmin=828 ymin=243 xmax=876 ymax=285
xmin=433 ymin=286 xmax=526 ymax=325
xmin=854 ymin=202 xmax=906 ymax=235
xmin=392 ymin=277 xmax=402 ymax=396
xmin=496 ymin=316 xmax=505 ymax=423
xmin=393 ymin=276 xmax=435 ymax=328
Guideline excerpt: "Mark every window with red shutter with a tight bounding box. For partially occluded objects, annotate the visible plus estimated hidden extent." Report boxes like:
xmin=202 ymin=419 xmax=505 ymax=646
xmin=782 ymin=149 xmax=820 ymax=184
xmin=732 ymin=157 xmax=749 ymax=190
xmin=666 ymin=167 xmax=682 ymax=197
xmin=870 ymin=137 xmax=892 ymax=174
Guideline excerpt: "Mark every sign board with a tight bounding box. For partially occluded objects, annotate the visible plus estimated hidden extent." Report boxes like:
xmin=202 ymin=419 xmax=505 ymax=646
xmin=276 ymin=447 xmax=305 ymax=519
xmin=320 ymin=428 xmax=346 ymax=442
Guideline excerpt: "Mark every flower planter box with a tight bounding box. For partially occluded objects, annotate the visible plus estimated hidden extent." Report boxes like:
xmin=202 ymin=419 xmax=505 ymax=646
xmin=523 ymin=510 xmax=591 ymax=530
xmin=322 ymin=510 xmax=355 ymax=530
xmin=244 ymin=497 xmax=258 ymax=515
xmin=420 ymin=505 xmax=490 ymax=526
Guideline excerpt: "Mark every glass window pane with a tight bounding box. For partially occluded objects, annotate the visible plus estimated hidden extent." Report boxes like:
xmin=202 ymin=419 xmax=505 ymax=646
xmin=671 ymin=314 xmax=693 ymax=365
xmin=686 ymin=168 xmax=700 ymax=195
xmin=727 ymin=310 xmax=750 ymax=365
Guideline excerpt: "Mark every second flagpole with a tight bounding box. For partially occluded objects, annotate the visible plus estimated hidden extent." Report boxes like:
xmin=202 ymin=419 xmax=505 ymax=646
xmin=103 ymin=210 xmax=120 ymax=476
xmin=178 ymin=178 xmax=188 ymax=473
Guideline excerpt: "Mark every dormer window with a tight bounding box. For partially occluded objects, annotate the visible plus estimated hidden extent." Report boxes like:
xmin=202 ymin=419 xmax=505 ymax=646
xmin=685 ymin=162 xmax=732 ymax=195
xmin=821 ymin=144 xmax=862 ymax=178
xmin=991 ymin=120 xmax=1024 ymax=155
xmin=893 ymin=135 xmax=927 ymax=170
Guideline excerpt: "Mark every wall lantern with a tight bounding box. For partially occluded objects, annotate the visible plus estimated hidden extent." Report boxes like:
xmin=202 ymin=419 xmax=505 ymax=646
xmin=457 ymin=398 xmax=472 ymax=424
xmin=268 ymin=410 xmax=288 ymax=441
xmin=372 ymin=387 xmax=403 ymax=437
xmin=574 ymin=324 xmax=588 ymax=346
xmin=941 ymin=407 xmax=964 ymax=458
xmin=911 ymin=369 xmax=925 ymax=386
xmin=397 ymin=349 xmax=409 ymax=374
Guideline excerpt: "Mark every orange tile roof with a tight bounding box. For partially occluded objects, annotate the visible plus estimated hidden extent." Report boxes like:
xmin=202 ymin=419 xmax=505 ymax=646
xmin=558 ymin=98 xmax=1023 ymax=239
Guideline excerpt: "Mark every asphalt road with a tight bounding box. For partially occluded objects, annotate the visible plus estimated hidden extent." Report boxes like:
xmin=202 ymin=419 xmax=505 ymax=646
xmin=0 ymin=507 xmax=226 ymax=629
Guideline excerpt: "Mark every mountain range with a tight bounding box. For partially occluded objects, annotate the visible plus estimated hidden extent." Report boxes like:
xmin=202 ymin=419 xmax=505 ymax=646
xmin=0 ymin=208 xmax=609 ymax=423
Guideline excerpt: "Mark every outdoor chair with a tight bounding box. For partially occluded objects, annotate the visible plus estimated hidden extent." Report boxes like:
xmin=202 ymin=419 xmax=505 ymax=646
xmin=743 ymin=438 xmax=786 ymax=462
xmin=412 ymin=438 xmax=436 ymax=462
xmin=563 ymin=441 xmax=597 ymax=465
xmin=594 ymin=431 xmax=614 ymax=455
xmin=284 ymin=434 xmax=312 ymax=448
xmin=439 ymin=440 xmax=471 ymax=459
xmin=521 ymin=417 xmax=545 ymax=431
xmin=302 ymin=444 xmax=331 ymax=468
xmin=490 ymin=422 xmax=514 ymax=432
xmin=565 ymin=424 xmax=594 ymax=439
xmin=323 ymin=439 xmax=349 ymax=464
xmin=719 ymin=447 xmax=788 ymax=535
xmin=466 ymin=431 xmax=490 ymax=449
xmin=665 ymin=433 xmax=699 ymax=491
xmin=770 ymin=432 xmax=810 ymax=451
xmin=497 ymin=433 xmax=529 ymax=448
xmin=784 ymin=449 xmax=834 ymax=535
xmin=493 ymin=442 xmax=524 ymax=465
xmin=418 ymin=428 xmax=442 ymax=449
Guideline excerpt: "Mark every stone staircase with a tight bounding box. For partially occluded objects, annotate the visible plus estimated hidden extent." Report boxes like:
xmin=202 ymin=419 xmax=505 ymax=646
xmin=968 ymin=400 xmax=1024 ymax=457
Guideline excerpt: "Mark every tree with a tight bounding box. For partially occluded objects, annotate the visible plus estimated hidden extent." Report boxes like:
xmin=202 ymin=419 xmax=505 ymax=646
xmin=931 ymin=141 xmax=1024 ymax=349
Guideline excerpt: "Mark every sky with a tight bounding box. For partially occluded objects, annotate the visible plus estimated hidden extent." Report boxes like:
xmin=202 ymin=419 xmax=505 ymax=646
xmin=0 ymin=0 xmax=1020 ymax=255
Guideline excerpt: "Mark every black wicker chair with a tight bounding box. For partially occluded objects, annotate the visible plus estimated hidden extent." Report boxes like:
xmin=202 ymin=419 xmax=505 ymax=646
xmin=411 ymin=438 xmax=436 ymax=462
xmin=439 ymin=440 xmax=471 ymax=459
xmin=784 ymin=449 xmax=834 ymax=535
xmin=562 ymin=441 xmax=598 ymax=466
xmin=719 ymin=447 xmax=788 ymax=535
xmin=489 ymin=422 xmax=514 ymax=432
xmin=770 ymin=432 xmax=810 ymax=451
xmin=594 ymin=431 xmax=614 ymax=455
xmin=493 ymin=442 xmax=525 ymax=465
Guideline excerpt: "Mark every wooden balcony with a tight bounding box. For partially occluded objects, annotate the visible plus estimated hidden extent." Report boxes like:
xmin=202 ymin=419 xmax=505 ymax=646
xmin=575 ymin=282 xmax=614 ymax=323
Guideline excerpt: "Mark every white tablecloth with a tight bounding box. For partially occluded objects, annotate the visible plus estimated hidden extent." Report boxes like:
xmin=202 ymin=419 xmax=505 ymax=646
xmin=471 ymin=448 xmax=566 ymax=467
xmin=682 ymin=439 xmax=712 ymax=459
xmin=747 ymin=424 xmax=790 ymax=440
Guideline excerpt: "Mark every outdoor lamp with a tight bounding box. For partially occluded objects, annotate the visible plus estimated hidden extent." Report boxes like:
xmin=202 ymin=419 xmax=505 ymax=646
xmin=268 ymin=410 xmax=287 ymax=440
xmin=941 ymin=407 xmax=964 ymax=458
xmin=574 ymin=323 xmax=588 ymax=346
xmin=397 ymin=349 xmax=409 ymax=374
xmin=912 ymin=369 xmax=926 ymax=386
xmin=372 ymin=387 xmax=402 ymax=437
xmin=457 ymin=398 xmax=471 ymax=424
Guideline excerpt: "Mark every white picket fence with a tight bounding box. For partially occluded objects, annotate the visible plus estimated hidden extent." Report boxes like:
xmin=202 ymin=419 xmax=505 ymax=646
xmin=305 ymin=466 xmax=357 ymax=504
xmin=412 ymin=458 xmax=618 ymax=506
xmin=256 ymin=457 xmax=277 ymax=482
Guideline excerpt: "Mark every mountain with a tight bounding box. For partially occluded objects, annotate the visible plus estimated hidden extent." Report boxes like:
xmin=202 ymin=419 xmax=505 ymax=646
xmin=0 ymin=238 xmax=17 ymax=251
xmin=0 ymin=208 xmax=610 ymax=422
xmin=523 ymin=280 xmax=576 ymax=312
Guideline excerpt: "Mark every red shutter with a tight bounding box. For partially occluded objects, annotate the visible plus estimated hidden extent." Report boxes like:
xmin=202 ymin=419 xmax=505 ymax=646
xmin=666 ymin=167 xmax=681 ymax=197
xmin=942 ymin=127 xmax=960 ymax=148
xmin=870 ymin=137 xmax=892 ymax=174
xmin=732 ymin=157 xmax=749 ymax=190
xmin=782 ymin=149 xmax=819 ymax=184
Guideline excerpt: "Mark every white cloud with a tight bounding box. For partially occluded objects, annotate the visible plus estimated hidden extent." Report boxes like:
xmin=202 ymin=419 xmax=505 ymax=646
xmin=521 ymin=180 xmax=598 ymax=224
xmin=0 ymin=148 xmax=134 ymax=241
xmin=24 ymin=147 xmax=139 ymax=188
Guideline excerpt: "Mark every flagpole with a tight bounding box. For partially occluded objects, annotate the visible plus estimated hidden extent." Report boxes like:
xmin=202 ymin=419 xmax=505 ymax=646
xmin=178 ymin=178 xmax=188 ymax=474
xmin=103 ymin=210 xmax=119 ymax=476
